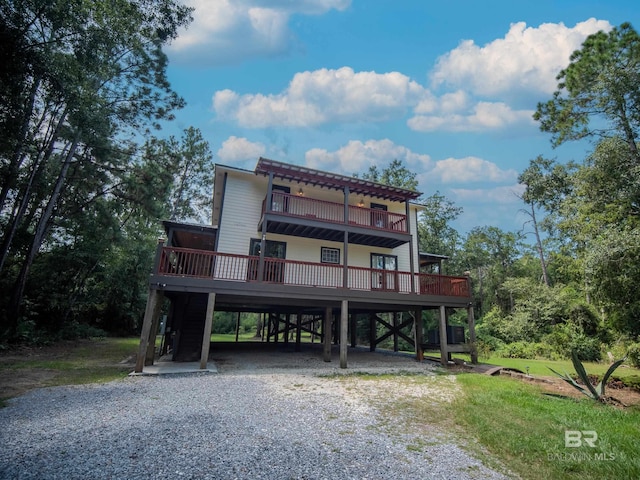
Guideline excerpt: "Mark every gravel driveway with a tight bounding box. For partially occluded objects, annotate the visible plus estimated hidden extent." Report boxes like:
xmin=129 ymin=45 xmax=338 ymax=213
xmin=0 ymin=345 xmax=515 ymax=479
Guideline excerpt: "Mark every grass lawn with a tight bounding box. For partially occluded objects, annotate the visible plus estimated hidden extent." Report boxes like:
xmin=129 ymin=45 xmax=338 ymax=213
xmin=0 ymin=337 xmax=139 ymax=405
xmin=443 ymin=353 xmax=640 ymax=379
xmin=447 ymin=374 xmax=640 ymax=479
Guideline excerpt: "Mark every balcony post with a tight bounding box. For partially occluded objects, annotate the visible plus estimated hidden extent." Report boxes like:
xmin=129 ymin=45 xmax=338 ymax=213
xmin=406 ymin=202 xmax=416 ymax=293
xmin=258 ymin=173 xmax=274 ymax=282
xmin=342 ymin=187 xmax=349 ymax=289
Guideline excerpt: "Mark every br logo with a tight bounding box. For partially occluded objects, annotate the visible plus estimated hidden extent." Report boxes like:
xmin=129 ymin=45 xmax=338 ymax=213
xmin=565 ymin=430 xmax=598 ymax=448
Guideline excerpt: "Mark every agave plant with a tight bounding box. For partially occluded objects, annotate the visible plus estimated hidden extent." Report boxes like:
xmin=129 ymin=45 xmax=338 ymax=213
xmin=549 ymin=351 xmax=627 ymax=402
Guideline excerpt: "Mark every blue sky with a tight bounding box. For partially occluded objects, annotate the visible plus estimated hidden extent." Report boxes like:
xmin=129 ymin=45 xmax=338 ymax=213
xmin=163 ymin=0 xmax=639 ymax=235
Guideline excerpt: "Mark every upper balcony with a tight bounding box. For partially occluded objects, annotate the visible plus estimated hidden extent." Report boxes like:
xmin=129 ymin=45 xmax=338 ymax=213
xmin=260 ymin=191 xmax=411 ymax=248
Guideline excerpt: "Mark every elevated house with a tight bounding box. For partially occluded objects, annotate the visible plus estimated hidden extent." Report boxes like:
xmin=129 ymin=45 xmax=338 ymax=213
xmin=135 ymin=158 xmax=476 ymax=372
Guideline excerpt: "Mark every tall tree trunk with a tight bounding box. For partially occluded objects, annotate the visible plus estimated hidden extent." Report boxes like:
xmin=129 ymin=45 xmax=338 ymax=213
xmin=7 ymin=132 xmax=80 ymax=334
xmin=0 ymin=109 xmax=68 ymax=275
xmin=530 ymin=204 xmax=550 ymax=286
xmin=0 ymin=78 xmax=41 ymax=213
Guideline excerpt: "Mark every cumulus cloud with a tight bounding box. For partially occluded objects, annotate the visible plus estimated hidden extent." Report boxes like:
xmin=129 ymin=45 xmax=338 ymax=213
xmin=213 ymin=67 xmax=426 ymax=127
xmin=168 ymin=0 xmax=350 ymax=65
xmin=408 ymin=101 xmax=535 ymax=132
xmin=217 ymin=136 xmax=266 ymax=163
xmin=431 ymin=18 xmax=612 ymax=96
xmin=305 ymin=139 xmax=431 ymax=175
xmin=430 ymin=157 xmax=519 ymax=184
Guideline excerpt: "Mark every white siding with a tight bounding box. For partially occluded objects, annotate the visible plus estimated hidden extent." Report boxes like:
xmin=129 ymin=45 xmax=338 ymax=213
xmin=216 ymin=170 xmax=264 ymax=255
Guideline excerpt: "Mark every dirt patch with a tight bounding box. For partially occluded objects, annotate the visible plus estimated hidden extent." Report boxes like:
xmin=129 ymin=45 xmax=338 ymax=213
xmin=537 ymin=375 xmax=640 ymax=407
xmin=0 ymin=340 xmax=136 ymax=401
xmin=0 ymin=369 xmax=59 ymax=399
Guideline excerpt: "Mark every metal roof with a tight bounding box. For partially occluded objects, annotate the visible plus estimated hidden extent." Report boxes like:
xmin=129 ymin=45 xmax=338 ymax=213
xmin=255 ymin=157 xmax=422 ymax=202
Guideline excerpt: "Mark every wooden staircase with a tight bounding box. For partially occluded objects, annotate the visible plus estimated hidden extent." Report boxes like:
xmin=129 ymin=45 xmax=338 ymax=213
xmin=173 ymin=293 xmax=207 ymax=362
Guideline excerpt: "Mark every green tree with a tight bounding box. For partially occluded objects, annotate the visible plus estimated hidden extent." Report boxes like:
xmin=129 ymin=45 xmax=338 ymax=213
xmin=355 ymin=159 xmax=419 ymax=191
xmin=141 ymin=127 xmax=214 ymax=223
xmin=533 ymin=22 xmax=640 ymax=339
xmin=417 ymin=191 xmax=461 ymax=263
xmin=0 ymin=0 xmax=193 ymax=340
xmin=534 ymin=22 xmax=640 ymax=160
xmin=459 ymin=226 xmax=523 ymax=315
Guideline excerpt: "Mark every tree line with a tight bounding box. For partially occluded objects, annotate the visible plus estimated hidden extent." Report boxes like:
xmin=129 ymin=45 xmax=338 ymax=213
xmin=0 ymin=0 xmax=214 ymax=342
xmin=425 ymin=23 xmax=640 ymax=362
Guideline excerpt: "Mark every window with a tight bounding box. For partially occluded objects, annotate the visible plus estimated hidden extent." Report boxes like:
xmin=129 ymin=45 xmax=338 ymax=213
xmin=321 ymin=247 xmax=340 ymax=264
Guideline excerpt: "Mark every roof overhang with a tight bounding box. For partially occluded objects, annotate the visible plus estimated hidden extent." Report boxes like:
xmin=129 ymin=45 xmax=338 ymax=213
xmin=162 ymin=220 xmax=217 ymax=251
xmin=255 ymin=157 xmax=422 ymax=202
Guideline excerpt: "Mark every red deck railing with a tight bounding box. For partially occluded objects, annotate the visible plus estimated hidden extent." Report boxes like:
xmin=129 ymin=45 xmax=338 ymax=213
xmin=157 ymin=247 xmax=470 ymax=297
xmin=264 ymin=192 xmax=407 ymax=233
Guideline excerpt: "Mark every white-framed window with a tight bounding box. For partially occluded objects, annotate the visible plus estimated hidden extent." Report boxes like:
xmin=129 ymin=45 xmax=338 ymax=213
xmin=321 ymin=247 xmax=340 ymax=264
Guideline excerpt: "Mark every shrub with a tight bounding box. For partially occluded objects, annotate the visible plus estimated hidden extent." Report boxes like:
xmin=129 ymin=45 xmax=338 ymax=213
xmin=626 ymin=342 xmax=640 ymax=369
xmin=569 ymin=334 xmax=601 ymax=362
xmin=59 ymin=322 xmax=107 ymax=340
xmin=497 ymin=341 xmax=538 ymax=359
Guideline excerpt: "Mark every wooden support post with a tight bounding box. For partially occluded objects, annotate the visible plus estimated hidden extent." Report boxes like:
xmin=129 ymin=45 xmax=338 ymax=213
xmin=393 ymin=312 xmax=399 ymax=352
xmin=135 ymin=289 xmax=162 ymax=373
xmin=323 ymin=307 xmax=332 ymax=362
xmin=278 ymin=313 xmax=291 ymax=345
xmin=200 ymin=292 xmax=216 ymax=369
xmin=295 ymin=312 xmax=302 ymax=352
xmin=340 ymin=300 xmax=348 ymax=369
xmin=235 ymin=312 xmax=241 ymax=342
xmin=273 ymin=314 xmax=279 ymax=344
xmin=350 ymin=313 xmax=357 ymax=347
xmin=438 ymin=305 xmax=448 ymax=366
xmin=144 ymin=294 xmax=164 ymax=366
xmin=369 ymin=314 xmax=376 ymax=352
xmin=467 ymin=304 xmax=478 ymax=364
xmin=414 ymin=308 xmax=424 ymax=362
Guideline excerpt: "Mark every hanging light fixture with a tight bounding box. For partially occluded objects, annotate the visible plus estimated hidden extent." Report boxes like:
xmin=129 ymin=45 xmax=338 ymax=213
xmin=358 ymin=198 xmax=365 ymax=207
xmin=297 ymin=187 xmax=304 ymax=196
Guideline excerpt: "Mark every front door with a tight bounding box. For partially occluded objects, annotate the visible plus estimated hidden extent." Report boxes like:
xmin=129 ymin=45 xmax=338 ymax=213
xmin=271 ymin=185 xmax=290 ymax=213
xmin=370 ymin=202 xmax=388 ymax=229
xmin=371 ymin=253 xmax=398 ymax=291
xmin=248 ymin=239 xmax=287 ymax=282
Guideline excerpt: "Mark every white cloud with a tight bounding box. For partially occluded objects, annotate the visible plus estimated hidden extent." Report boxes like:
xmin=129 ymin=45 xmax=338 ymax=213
xmin=408 ymin=101 xmax=535 ymax=132
xmin=431 ymin=18 xmax=612 ymax=96
xmin=305 ymin=139 xmax=431 ymax=176
xmin=430 ymin=157 xmax=519 ymax=184
xmin=217 ymin=136 xmax=266 ymax=163
xmin=213 ymin=67 xmax=426 ymax=127
xmin=168 ymin=0 xmax=350 ymax=65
